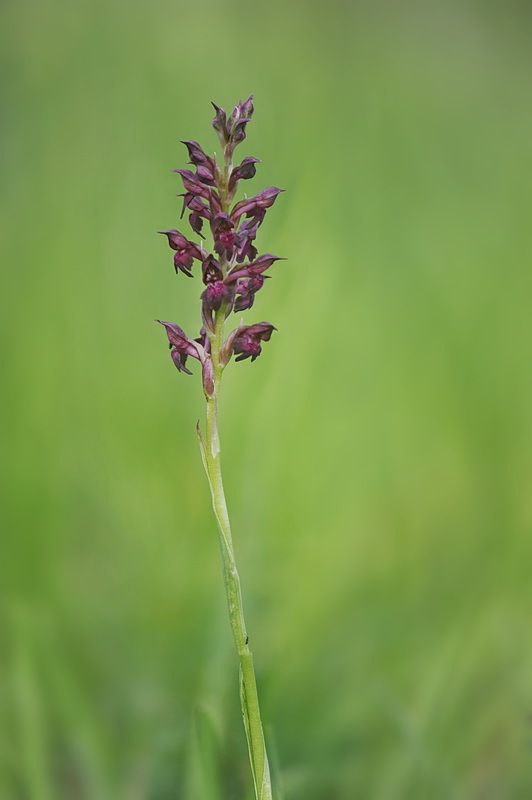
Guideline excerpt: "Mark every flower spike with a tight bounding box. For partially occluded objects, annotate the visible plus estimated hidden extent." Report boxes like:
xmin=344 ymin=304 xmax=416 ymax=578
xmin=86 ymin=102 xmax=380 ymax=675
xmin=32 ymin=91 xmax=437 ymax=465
xmin=158 ymin=97 xmax=285 ymax=391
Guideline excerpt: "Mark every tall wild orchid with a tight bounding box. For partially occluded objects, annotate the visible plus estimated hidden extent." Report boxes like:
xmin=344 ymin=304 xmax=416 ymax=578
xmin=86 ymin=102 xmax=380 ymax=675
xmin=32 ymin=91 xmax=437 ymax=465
xmin=157 ymin=97 xmax=284 ymax=800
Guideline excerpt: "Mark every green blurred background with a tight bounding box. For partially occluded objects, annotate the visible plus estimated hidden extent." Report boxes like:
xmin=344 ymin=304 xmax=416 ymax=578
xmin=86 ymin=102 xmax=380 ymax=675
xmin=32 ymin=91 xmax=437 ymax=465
xmin=2 ymin=0 xmax=532 ymax=797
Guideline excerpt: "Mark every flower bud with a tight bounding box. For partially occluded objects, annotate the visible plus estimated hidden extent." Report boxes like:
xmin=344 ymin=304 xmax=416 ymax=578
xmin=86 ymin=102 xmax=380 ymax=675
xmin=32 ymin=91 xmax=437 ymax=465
xmin=229 ymin=157 xmax=261 ymax=192
xmin=202 ymin=356 xmax=215 ymax=398
xmin=211 ymin=102 xmax=229 ymax=145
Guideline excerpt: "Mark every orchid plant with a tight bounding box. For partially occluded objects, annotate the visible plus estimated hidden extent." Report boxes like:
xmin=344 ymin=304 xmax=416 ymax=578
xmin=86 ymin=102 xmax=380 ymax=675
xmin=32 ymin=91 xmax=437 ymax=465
xmin=157 ymin=97 xmax=284 ymax=800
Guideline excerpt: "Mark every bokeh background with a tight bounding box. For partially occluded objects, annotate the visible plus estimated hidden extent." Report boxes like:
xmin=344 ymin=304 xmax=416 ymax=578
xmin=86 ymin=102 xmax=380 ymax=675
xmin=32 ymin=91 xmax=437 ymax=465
xmin=2 ymin=0 xmax=532 ymax=797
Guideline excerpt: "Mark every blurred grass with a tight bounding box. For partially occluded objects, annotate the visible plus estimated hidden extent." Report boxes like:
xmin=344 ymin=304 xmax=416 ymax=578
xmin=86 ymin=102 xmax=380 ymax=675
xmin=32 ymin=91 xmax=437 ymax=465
xmin=2 ymin=0 xmax=532 ymax=797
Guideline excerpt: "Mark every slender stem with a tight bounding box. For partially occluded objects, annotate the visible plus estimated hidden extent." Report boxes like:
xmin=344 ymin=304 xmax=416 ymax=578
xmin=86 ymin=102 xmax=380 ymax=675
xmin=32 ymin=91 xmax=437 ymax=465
xmin=195 ymin=141 xmax=273 ymax=800
xmin=198 ymin=297 xmax=272 ymax=799
xmin=199 ymin=373 xmax=272 ymax=800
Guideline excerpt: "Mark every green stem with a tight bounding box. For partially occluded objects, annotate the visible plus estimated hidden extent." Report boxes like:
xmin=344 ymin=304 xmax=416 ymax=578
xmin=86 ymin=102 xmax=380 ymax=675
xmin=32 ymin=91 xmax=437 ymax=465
xmin=197 ymin=374 xmax=272 ymax=800
xmin=195 ymin=144 xmax=272 ymax=800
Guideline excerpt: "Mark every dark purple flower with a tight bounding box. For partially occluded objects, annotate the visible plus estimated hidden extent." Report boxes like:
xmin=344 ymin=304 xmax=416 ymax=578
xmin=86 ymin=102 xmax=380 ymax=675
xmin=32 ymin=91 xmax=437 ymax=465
xmin=201 ymin=279 xmax=234 ymax=332
xmin=179 ymin=188 xmax=221 ymax=225
xmin=202 ymin=254 xmax=223 ymax=284
xmin=158 ymin=229 xmax=191 ymax=251
xmin=181 ymin=140 xmax=215 ymax=170
xmin=221 ymin=322 xmax=276 ymax=364
xmin=234 ymin=275 xmax=267 ymax=311
xmin=233 ymin=322 xmax=276 ymax=362
xmin=227 ymin=254 xmax=284 ymax=283
xmin=157 ymin=320 xmax=203 ymax=374
xmin=189 ymin=215 xmax=204 ymax=237
xmin=234 ymin=217 xmax=260 ymax=262
xmin=174 ymin=169 xmax=213 ymax=201
xmin=158 ymin=229 xmax=203 ymax=277
xmin=231 ymin=187 xmax=284 ymax=223
xmin=184 ymin=195 xmax=212 ymax=237
xmin=211 ymin=213 xmax=235 ymax=258
xmin=179 ymin=141 xmax=217 ymax=186
xmin=201 ymin=281 xmax=233 ymax=312
xmin=229 ymin=157 xmax=261 ymax=192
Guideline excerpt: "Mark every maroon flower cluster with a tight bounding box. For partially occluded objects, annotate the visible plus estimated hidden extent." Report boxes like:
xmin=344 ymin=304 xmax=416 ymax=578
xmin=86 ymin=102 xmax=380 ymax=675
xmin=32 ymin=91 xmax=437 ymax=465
xmin=157 ymin=96 xmax=284 ymax=393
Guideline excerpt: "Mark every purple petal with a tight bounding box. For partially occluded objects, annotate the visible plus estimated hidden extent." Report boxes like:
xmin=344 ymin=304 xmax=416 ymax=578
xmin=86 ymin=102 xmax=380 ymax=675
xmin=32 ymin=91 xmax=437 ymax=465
xmin=220 ymin=321 xmax=276 ymax=365
xmin=158 ymin=229 xmax=189 ymax=251
xmin=231 ymin=187 xmax=284 ymax=221
xmin=201 ymin=281 xmax=233 ymax=312
xmin=174 ymin=169 xmax=211 ymax=200
xmin=201 ymin=254 xmax=223 ymax=284
xmin=241 ymin=95 xmax=254 ymax=119
xmin=227 ymin=254 xmax=284 ymax=282
xmin=229 ymin=157 xmax=261 ymax=191
xmin=171 ymin=348 xmax=192 ymax=374
xmin=180 ymin=140 xmax=213 ymax=169
xmin=157 ymin=320 xmax=202 ymax=360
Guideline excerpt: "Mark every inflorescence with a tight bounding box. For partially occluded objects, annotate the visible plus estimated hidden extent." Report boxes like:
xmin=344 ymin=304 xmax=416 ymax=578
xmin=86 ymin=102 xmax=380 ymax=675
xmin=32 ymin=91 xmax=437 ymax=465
xmin=157 ymin=96 xmax=285 ymax=397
